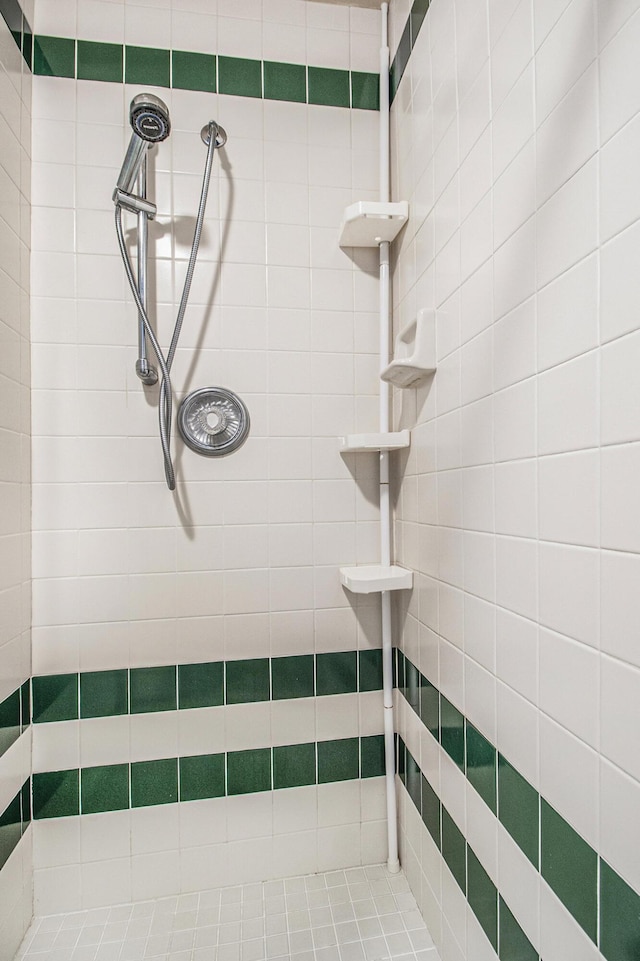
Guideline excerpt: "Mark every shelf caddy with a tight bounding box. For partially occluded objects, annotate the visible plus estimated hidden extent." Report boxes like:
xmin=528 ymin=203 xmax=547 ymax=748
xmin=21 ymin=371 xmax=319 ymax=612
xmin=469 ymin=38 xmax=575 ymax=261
xmin=339 ymin=201 xmax=409 ymax=248
xmin=339 ymin=430 xmax=411 ymax=453
xmin=340 ymin=565 xmax=414 ymax=594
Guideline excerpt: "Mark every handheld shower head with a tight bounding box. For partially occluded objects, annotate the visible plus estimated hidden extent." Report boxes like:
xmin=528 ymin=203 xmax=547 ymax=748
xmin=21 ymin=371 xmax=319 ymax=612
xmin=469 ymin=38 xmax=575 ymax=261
xmin=130 ymin=93 xmax=171 ymax=143
xmin=116 ymin=94 xmax=171 ymax=198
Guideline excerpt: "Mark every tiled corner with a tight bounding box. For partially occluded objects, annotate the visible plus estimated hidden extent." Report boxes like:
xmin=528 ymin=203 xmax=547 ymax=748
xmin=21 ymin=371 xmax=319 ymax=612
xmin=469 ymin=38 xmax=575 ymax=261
xmin=0 ymin=688 xmax=21 ymax=757
xmin=33 ymin=35 xmax=74 ymax=77
xmin=351 ymin=70 xmax=379 ymax=111
xmin=33 ymin=769 xmax=79 ymax=820
xmin=0 ymin=794 xmax=21 ymax=870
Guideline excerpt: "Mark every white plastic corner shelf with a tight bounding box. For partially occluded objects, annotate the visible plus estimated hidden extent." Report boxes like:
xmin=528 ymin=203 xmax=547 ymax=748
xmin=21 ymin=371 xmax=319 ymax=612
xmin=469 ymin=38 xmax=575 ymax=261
xmin=338 ymin=430 xmax=410 ymax=453
xmin=338 ymin=201 xmax=409 ymax=247
xmin=340 ymin=565 xmax=414 ymax=594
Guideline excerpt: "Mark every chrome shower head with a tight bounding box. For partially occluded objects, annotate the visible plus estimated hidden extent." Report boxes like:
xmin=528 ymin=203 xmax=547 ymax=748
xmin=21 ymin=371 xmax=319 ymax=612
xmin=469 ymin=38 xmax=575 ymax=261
xmin=116 ymin=94 xmax=171 ymax=198
xmin=130 ymin=92 xmax=171 ymax=143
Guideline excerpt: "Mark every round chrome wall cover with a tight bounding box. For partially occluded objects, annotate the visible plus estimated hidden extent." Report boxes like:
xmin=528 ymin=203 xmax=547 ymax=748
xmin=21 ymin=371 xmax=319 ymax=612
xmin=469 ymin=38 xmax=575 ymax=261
xmin=178 ymin=387 xmax=250 ymax=457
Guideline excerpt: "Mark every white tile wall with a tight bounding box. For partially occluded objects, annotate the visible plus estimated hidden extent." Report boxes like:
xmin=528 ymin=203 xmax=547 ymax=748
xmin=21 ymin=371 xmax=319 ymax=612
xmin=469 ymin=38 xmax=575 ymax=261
xmin=29 ymin=0 xmax=385 ymax=917
xmin=0 ymin=9 xmax=32 ymax=960
xmin=391 ymin=0 xmax=640 ymax=958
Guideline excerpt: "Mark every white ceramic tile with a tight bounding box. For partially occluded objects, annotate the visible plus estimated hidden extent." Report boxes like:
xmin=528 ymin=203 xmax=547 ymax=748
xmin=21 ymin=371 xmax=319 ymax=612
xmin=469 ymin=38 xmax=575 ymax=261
xmin=539 ymin=879 xmax=602 ymax=961
xmin=538 ymin=450 xmax=599 ymax=548
xmin=495 ymin=535 xmax=537 ymax=622
xmin=600 ymin=758 xmax=640 ymax=894
xmin=537 ymin=351 xmax=598 ymax=455
xmin=497 ymin=825 xmax=540 ymax=949
xmin=601 ymin=330 xmax=640 ymax=445
xmin=537 ymin=253 xmax=598 ymax=371
xmin=599 ymin=6 xmax=640 ymax=144
xmin=539 ymin=713 xmax=599 ymax=847
xmin=536 ymin=158 xmax=598 ymax=289
xmin=490 ymin=0 xmax=533 ymax=111
xmin=535 ymin=0 xmax=597 ymax=124
xmin=496 ymin=681 xmax=539 ymax=787
xmin=600 ymin=654 xmax=640 ymax=783
xmin=601 ymin=443 xmax=640 ymax=553
xmin=538 ymin=626 xmax=599 ymax=747
xmin=495 ymin=607 xmax=538 ymax=705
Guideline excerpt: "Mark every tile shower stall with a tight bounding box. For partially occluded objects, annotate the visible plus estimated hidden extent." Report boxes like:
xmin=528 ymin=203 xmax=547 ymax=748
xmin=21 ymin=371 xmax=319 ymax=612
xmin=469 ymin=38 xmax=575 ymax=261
xmin=0 ymin=0 xmax=639 ymax=959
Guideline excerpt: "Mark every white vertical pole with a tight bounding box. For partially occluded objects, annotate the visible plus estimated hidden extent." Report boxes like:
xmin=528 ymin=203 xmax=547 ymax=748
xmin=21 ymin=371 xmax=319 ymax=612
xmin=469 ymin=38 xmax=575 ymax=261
xmin=379 ymin=1 xmax=400 ymax=875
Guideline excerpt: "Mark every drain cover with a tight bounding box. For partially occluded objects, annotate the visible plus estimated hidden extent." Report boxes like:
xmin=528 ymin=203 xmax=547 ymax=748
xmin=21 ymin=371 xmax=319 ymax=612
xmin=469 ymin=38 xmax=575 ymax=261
xmin=178 ymin=387 xmax=250 ymax=456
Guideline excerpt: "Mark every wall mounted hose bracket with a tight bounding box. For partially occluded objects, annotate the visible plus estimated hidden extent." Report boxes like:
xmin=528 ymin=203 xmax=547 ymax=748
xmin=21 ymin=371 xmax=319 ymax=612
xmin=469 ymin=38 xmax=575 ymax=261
xmin=178 ymin=387 xmax=250 ymax=457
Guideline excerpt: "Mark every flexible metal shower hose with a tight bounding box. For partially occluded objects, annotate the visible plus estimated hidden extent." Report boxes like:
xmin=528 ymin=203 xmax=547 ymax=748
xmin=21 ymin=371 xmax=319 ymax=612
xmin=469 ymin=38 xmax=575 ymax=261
xmin=115 ymin=121 xmax=219 ymax=490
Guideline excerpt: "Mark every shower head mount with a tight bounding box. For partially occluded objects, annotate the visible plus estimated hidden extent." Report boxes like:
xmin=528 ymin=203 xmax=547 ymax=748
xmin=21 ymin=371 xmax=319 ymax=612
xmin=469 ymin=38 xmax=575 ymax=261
xmin=201 ymin=121 xmax=228 ymax=148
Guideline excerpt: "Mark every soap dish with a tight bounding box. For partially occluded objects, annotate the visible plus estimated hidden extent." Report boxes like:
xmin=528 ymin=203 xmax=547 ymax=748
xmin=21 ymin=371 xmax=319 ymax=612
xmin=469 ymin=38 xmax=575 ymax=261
xmin=381 ymin=308 xmax=437 ymax=388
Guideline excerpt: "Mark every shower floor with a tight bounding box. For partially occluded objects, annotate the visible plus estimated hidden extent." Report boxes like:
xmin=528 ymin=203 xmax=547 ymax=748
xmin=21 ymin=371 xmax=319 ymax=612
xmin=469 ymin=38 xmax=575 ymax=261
xmin=15 ymin=865 xmax=441 ymax=961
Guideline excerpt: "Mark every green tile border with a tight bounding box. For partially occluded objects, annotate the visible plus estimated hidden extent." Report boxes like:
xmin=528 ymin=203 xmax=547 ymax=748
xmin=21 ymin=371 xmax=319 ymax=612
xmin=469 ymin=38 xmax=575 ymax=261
xmin=30 ymin=734 xmax=378 ymax=820
xmin=396 ymin=648 xmax=640 ymax=958
xmin=0 ymin=0 xmax=32 ymax=67
xmin=28 ymin=34 xmax=379 ymax=111
xmin=398 ymin=735 xmax=539 ymax=961
xmin=0 ymin=681 xmax=30 ymax=761
xmin=390 ymin=0 xmax=431 ymax=104
xmin=32 ymin=649 xmax=384 ymax=724
xmin=0 ymin=778 xmax=30 ymax=871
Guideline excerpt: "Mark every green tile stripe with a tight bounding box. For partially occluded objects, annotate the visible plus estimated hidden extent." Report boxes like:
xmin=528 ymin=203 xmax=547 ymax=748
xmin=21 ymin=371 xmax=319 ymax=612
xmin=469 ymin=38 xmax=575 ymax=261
xmin=0 ymin=778 xmax=31 ymax=872
xmin=0 ymin=681 xmax=30 ymax=761
xmin=396 ymin=649 xmax=639 ymax=960
xmin=31 ymin=35 xmax=379 ymax=110
xmin=390 ymin=0 xmax=430 ymax=103
xmin=31 ymin=734 xmax=385 ymax=820
xmin=31 ymin=649 xmax=383 ymax=724
xmin=0 ymin=0 xmax=32 ymax=68
xmin=398 ymin=734 xmax=539 ymax=961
